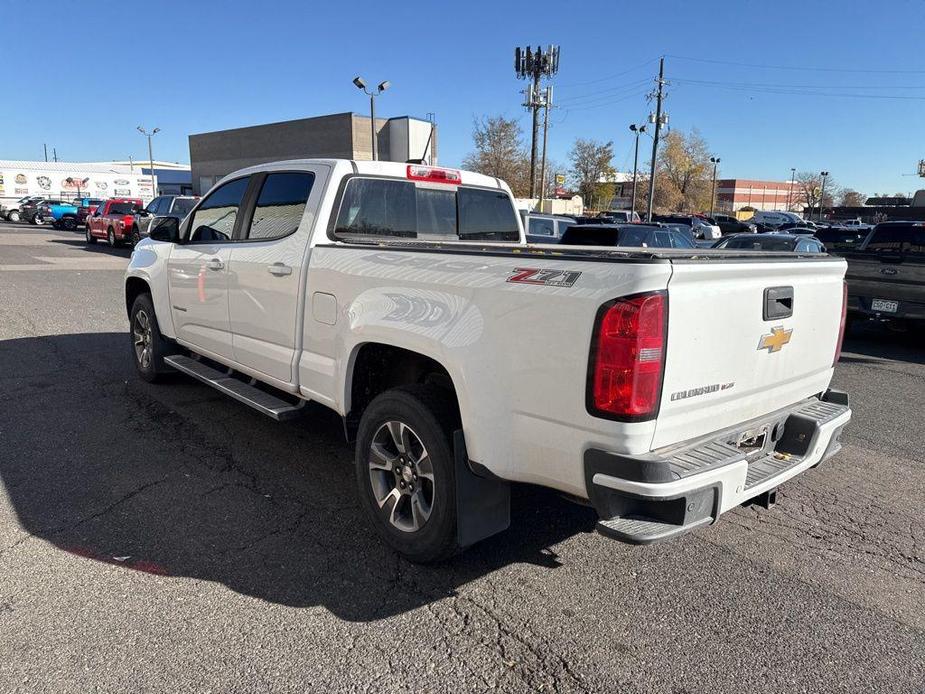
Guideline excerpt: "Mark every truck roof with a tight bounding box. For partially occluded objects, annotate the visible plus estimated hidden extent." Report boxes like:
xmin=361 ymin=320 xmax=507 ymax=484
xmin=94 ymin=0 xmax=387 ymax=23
xmin=215 ymin=159 xmax=509 ymax=195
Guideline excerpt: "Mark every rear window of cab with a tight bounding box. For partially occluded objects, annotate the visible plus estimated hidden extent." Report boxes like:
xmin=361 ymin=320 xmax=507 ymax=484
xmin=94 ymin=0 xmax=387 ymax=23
xmin=333 ymin=177 xmax=520 ymax=243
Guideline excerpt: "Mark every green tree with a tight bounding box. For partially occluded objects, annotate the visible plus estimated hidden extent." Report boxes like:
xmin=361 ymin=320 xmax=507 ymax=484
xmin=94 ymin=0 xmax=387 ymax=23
xmin=568 ymin=138 xmax=615 ymax=208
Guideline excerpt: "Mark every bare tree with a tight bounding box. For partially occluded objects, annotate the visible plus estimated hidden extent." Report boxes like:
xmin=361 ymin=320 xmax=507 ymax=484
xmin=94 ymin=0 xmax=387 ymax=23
xmin=462 ymin=116 xmax=530 ymax=197
xmin=568 ymin=138 xmax=615 ymax=209
xmin=795 ymin=171 xmax=837 ymax=215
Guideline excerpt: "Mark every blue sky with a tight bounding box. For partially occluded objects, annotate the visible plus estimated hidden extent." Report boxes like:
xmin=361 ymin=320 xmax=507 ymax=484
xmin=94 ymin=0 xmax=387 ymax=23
xmin=3 ymin=0 xmax=924 ymax=195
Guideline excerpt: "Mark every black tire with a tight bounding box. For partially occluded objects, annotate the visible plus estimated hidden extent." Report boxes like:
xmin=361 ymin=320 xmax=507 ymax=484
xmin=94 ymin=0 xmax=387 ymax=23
xmin=107 ymin=227 xmax=116 ymax=248
xmin=61 ymin=216 xmax=76 ymax=231
xmin=85 ymin=225 xmax=97 ymax=245
xmin=355 ymin=384 xmax=461 ymax=563
xmin=129 ymin=293 xmax=173 ymax=383
xmin=130 ymin=226 xmax=141 ymax=248
xmin=8 ymin=210 xmax=20 ymax=222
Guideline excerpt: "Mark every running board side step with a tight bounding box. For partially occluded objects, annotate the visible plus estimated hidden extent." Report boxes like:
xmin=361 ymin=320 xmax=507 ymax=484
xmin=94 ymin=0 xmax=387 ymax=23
xmin=164 ymin=355 xmax=305 ymax=421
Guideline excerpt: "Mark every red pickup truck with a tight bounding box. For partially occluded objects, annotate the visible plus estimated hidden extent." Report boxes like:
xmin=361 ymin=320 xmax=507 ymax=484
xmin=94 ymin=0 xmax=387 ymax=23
xmin=85 ymin=198 xmax=144 ymax=247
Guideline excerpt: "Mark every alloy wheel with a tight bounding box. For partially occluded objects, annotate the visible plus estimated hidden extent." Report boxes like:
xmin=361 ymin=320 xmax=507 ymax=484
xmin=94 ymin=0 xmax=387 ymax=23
xmin=367 ymin=420 xmax=435 ymax=533
xmin=133 ymin=309 xmax=153 ymax=370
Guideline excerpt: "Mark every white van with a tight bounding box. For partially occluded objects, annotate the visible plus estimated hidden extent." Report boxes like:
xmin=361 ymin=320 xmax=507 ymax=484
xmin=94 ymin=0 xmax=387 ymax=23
xmin=748 ymin=210 xmax=804 ymax=228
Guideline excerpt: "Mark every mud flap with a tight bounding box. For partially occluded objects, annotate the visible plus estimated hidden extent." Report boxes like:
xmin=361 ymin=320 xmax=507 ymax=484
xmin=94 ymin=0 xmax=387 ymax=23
xmin=454 ymin=430 xmax=510 ymax=547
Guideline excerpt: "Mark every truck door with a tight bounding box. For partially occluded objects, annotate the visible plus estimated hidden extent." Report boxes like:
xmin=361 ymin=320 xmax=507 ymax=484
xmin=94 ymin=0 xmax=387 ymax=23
xmin=227 ymin=166 xmax=328 ymax=386
xmin=166 ymin=176 xmax=250 ymax=360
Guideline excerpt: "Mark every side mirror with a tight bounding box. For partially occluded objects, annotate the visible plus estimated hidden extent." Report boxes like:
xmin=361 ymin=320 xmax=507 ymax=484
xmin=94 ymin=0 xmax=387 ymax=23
xmin=149 ymin=216 xmax=180 ymax=243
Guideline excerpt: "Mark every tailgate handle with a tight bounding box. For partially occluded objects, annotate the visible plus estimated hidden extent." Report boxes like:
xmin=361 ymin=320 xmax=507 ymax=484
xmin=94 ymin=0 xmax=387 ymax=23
xmin=763 ymin=286 xmax=793 ymax=321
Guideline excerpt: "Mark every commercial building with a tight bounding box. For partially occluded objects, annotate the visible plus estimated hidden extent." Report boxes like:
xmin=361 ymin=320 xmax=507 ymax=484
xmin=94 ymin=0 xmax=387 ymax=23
xmin=715 ymin=179 xmax=799 ymax=212
xmin=189 ymin=112 xmax=437 ymax=194
xmin=92 ymin=160 xmax=193 ymax=196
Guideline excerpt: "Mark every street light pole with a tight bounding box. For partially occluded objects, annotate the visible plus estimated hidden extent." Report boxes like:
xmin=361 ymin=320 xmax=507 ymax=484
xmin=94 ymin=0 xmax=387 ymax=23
xmin=819 ymin=171 xmax=829 ymax=222
xmin=629 ymin=123 xmax=646 ymax=217
xmin=353 ymin=77 xmax=390 ymax=161
xmin=710 ymin=156 xmax=720 ymax=217
xmin=788 ymin=167 xmax=796 ymax=211
xmin=137 ymin=126 xmax=160 ymax=197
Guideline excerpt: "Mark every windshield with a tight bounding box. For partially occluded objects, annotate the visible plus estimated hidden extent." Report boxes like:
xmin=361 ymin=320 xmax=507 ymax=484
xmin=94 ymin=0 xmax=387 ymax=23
xmin=110 ymin=202 xmax=142 ymax=215
xmin=171 ymin=198 xmax=197 ymax=217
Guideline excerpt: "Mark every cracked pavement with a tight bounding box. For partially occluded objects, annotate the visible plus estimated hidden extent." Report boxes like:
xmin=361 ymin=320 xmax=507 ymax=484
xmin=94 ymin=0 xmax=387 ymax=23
xmin=0 ymin=224 xmax=923 ymax=693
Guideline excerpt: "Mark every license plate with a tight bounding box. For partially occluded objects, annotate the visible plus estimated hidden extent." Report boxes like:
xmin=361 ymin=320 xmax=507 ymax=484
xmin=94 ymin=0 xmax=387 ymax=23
xmin=872 ymin=298 xmax=898 ymax=313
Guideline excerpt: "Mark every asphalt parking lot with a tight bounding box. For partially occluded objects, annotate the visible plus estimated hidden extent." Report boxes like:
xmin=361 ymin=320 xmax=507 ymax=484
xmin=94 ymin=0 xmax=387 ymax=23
xmin=0 ymin=222 xmax=923 ymax=693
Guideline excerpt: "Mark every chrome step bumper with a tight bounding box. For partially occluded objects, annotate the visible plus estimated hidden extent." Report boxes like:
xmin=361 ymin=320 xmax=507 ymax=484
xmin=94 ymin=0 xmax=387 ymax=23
xmin=585 ymin=391 xmax=851 ymax=544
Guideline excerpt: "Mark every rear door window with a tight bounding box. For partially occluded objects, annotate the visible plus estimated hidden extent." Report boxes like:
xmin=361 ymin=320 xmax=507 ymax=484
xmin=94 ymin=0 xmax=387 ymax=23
xmin=528 ymin=217 xmax=555 ymax=236
xmin=334 ymin=178 xmax=416 ymax=238
xmin=246 ymin=172 xmax=315 ymax=241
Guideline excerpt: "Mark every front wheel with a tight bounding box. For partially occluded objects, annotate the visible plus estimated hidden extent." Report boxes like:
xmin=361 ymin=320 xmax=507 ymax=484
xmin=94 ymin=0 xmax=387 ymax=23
xmin=355 ymin=385 xmax=460 ymax=563
xmin=107 ymin=227 xmax=116 ymax=247
xmin=85 ymin=225 xmax=97 ymax=245
xmin=32 ymin=215 xmax=43 ymax=225
xmin=129 ymin=293 xmax=173 ymax=383
xmin=8 ymin=210 xmax=20 ymax=222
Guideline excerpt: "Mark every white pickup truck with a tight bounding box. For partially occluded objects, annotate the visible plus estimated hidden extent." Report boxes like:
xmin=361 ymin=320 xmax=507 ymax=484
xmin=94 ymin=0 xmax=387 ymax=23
xmin=124 ymin=160 xmax=851 ymax=562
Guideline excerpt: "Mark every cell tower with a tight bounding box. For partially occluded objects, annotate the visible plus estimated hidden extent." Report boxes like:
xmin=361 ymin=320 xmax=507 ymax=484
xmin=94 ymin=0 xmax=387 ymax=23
xmin=515 ymin=45 xmax=559 ymax=198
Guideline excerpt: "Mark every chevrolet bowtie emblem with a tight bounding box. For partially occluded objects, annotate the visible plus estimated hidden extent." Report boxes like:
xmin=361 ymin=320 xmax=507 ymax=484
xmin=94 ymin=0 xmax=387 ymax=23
xmin=758 ymin=326 xmax=793 ymax=353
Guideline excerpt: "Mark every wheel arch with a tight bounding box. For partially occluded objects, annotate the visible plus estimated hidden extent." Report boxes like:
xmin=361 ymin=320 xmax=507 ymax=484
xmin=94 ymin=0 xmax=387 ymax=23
xmin=125 ymin=276 xmax=152 ymax=319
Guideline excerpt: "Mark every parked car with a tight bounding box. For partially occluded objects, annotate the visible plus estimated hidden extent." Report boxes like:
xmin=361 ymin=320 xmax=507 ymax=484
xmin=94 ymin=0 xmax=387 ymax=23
xmin=85 ymin=198 xmax=144 ymax=247
xmin=41 ymin=200 xmax=81 ymax=230
xmin=839 ymin=219 xmax=874 ymax=232
xmin=712 ymin=214 xmax=757 ymax=235
xmin=600 ymin=210 xmax=641 ymax=223
xmin=839 ymin=221 xmax=925 ymax=328
xmin=770 ymin=227 xmax=816 ymax=236
xmin=651 ymin=214 xmax=721 ymax=240
xmin=712 ymin=233 xmax=825 ymax=253
xmin=134 ymin=195 xmax=199 ymax=242
xmin=1 ymin=195 xmax=44 ymax=222
xmin=552 ymin=223 xmax=696 ymax=248
xmin=74 ymin=198 xmax=105 ymax=228
xmin=747 ymin=210 xmax=805 ymax=229
xmin=814 ymin=226 xmax=868 ymax=251
xmin=124 ymin=159 xmax=850 ymax=561
xmin=778 ymin=221 xmax=818 ymax=232
xmin=522 ymin=212 xmax=576 ymax=243
xmin=19 ymin=198 xmax=49 ymax=224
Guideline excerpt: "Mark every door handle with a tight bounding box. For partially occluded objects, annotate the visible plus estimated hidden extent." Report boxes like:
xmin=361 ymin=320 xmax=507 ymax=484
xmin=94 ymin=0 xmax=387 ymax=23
xmin=267 ymin=262 xmax=292 ymax=276
xmin=206 ymin=257 xmax=224 ymax=271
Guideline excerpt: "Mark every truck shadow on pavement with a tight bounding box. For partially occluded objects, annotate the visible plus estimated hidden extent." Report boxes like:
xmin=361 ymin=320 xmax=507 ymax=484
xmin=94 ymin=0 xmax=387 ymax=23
xmin=0 ymin=332 xmax=596 ymax=620
xmin=840 ymin=322 xmax=924 ymax=365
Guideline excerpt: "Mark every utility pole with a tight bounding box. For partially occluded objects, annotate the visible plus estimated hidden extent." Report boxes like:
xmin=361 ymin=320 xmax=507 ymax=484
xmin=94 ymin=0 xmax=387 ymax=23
xmin=137 ymin=126 xmax=160 ymax=196
xmin=52 ymin=148 xmax=58 ymax=163
xmin=43 ymin=144 xmax=48 ymax=162
xmin=629 ymin=123 xmax=646 ymax=217
xmin=539 ymin=86 xmax=552 ymax=211
xmin=819 ymin=171 xmax=829 ymax=222
xmin=645 ymin=57 xmax=667 ymax=223
xmin=515 ymin=45 xmax=559 ymax=199
xmin=709 ymin=156 xmax=720 ymax=216
xmin=788 ymin=167 xmax=796 ymax=211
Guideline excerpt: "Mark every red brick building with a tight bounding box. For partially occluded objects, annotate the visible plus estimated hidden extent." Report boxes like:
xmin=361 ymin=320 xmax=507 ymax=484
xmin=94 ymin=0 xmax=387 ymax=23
xmin=715 ymin=179 xmax=799 ymax=212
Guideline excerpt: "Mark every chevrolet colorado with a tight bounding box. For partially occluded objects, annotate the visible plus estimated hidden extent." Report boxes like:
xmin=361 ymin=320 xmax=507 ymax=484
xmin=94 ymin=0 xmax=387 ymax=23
xmin=124 ymin=159 xmax=851 ymax=562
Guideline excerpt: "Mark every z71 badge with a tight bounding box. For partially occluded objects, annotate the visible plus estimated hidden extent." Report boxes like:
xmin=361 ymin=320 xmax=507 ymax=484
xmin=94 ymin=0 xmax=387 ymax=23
xmin=507 ymin=267 xmax=581 ymax=288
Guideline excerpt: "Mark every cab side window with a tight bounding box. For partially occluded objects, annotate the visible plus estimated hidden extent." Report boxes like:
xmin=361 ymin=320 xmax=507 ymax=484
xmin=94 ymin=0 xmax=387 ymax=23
xmin=247 ymin=173 xmax=315 ymax=241
xmin=187 ymin=177 xmax=250 ymax=243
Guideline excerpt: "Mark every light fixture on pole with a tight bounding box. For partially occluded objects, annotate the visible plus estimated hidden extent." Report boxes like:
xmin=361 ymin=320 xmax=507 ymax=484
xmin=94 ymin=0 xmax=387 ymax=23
xmin=819 ymin=170 xmax=830 ymax=222
xmin=136 ymin=126 xmax=160 ymax=198
xmin=353 ymin=77 xmax=390 ymax=161
xmin=709 ymin=156 xmax=721 ymax=217
xmin=629 ymin=123 xmax=647 ymax=217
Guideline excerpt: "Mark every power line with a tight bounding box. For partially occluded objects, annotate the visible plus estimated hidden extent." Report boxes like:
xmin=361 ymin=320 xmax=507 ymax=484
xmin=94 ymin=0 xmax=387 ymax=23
xmin=672 ymin=79 xmax=925 ymax=101
xmin=673 ymin=77 xmax=925 ymax=90
xmin=559 ymin=89 xmax=650 ymax=113
xmin=555 ymin=57 xmax=658 ymax=89
xmin=555 ymin=78 xmax=651 ymax=104
xmin=667 ymin=54 xmax=925 ymax=74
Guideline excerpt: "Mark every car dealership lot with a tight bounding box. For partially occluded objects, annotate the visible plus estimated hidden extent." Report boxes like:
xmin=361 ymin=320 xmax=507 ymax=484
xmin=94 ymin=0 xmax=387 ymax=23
xmin=0 ymin=224 xmax=923 ymax=693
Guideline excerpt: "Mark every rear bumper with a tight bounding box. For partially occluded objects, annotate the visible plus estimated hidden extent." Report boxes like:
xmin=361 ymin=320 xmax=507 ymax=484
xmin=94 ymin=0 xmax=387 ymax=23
xmin=584 ymin=390 xmax=851 ymax=544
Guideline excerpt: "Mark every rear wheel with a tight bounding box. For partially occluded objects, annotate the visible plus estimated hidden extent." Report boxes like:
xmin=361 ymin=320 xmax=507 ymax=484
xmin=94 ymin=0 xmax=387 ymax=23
xmin=32 ymin=215 xmax=43 ymax=225
xmin=61 ymin=216 xmax=76 ymax=231
xmin=129 ymin=293 xmax=173 ymax=383
xmin=8 ymin=210 xmax=20 ymax=222
xmin=355 ymin=385 xmax=460 ymax=563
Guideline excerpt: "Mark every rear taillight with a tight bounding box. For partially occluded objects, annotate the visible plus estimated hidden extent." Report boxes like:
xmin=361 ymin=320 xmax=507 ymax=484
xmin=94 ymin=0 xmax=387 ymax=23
xmin=587 ymin=291 xmax=667 ymax=421
xmin=833 ymin=280 xmax=847 ymax=366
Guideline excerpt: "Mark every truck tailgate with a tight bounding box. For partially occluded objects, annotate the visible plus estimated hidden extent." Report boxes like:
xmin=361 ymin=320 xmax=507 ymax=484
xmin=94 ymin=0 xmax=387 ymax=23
xmin=652 ymin=257 xmax=846 ymax=449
